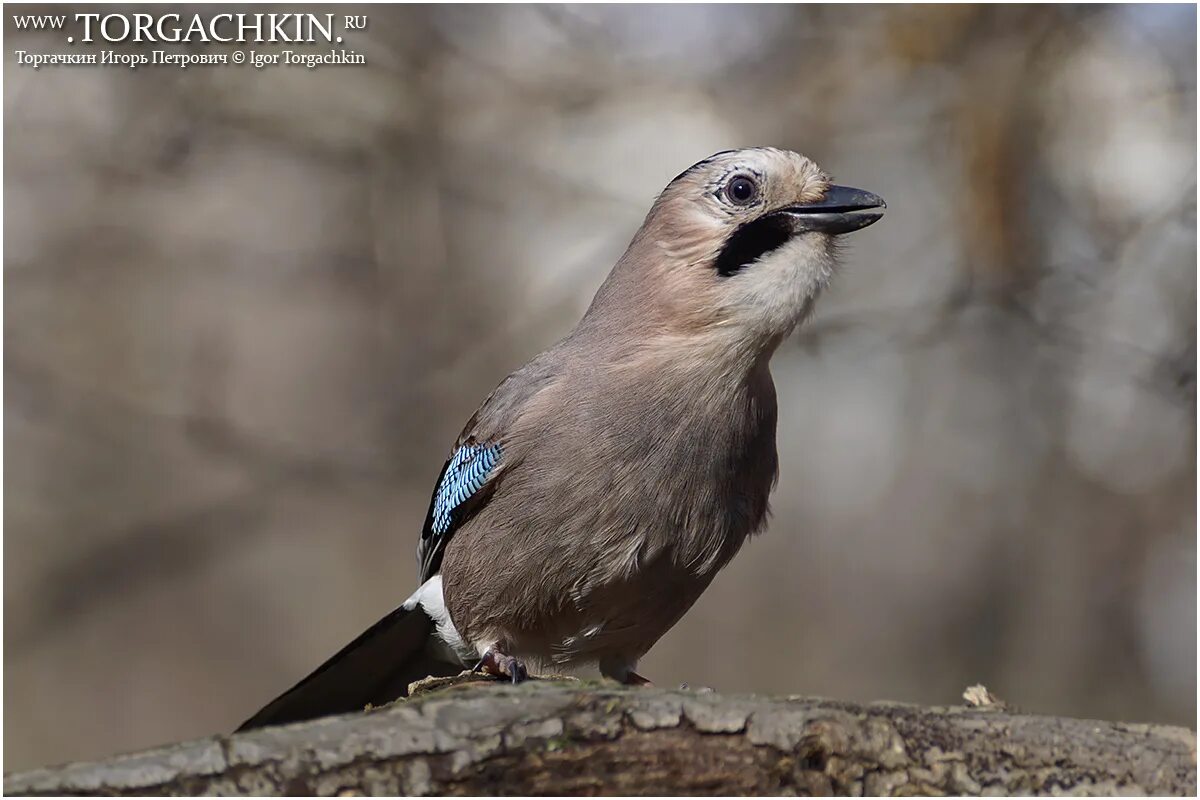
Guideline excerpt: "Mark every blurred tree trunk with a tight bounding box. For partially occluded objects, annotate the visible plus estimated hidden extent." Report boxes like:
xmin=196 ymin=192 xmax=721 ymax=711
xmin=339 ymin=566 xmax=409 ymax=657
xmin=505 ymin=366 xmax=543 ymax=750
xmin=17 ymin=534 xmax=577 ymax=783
xmin=5 ymin=682 xmax=1195 ymax=796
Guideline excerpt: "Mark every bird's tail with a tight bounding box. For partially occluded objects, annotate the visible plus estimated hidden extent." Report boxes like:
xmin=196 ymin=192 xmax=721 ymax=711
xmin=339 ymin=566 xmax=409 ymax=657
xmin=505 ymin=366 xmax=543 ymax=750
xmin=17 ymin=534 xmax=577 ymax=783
xmin=237 ymin=600 xmax=463 ymax=732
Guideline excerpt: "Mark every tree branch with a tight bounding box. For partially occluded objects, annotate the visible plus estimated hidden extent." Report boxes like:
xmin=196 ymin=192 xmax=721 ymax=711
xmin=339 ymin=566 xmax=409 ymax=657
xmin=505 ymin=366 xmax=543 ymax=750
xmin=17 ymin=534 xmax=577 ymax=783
xmin=5 ymin=680 xmax=1195 ymax=796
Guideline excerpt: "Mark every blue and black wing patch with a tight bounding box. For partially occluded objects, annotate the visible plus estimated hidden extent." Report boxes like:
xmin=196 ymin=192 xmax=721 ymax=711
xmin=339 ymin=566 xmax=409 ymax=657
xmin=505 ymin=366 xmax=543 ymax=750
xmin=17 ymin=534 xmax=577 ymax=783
xmin=431 ymin=443 xmax=502 ymax=535
xmin=417 ymin=440 xmax=503 ymax=582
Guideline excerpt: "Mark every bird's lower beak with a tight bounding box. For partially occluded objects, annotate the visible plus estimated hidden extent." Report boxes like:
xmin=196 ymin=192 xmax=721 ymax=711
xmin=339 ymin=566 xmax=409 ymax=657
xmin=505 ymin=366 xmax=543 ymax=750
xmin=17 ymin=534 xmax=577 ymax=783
xmin=776 ymin=185 xmax=886 ymax=235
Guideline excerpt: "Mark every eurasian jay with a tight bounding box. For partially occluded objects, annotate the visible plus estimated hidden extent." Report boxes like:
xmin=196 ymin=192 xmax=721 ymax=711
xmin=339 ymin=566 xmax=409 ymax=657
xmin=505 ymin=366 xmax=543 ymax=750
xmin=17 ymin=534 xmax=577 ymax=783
xmin=238 ymin=147 xmax=885 ymax=731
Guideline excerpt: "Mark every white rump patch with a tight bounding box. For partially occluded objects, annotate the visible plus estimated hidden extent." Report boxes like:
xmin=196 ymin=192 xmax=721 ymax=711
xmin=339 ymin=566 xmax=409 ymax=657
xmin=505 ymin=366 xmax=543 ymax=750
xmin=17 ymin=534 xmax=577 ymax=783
xmin=402 ymin=575 xmax=475 ymax=664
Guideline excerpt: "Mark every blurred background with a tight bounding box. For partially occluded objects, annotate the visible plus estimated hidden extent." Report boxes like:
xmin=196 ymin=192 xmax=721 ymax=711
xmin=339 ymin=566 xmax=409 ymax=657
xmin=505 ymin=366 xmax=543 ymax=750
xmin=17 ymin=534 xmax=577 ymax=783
xmin=5 ymin=4 xmax=1196 ymax=771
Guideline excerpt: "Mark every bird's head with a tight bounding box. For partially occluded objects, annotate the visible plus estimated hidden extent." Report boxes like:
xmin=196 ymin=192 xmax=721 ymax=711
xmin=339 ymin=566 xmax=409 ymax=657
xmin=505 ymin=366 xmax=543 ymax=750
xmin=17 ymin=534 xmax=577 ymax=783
xmin=590 ymin=147 xmax=884 ymax=357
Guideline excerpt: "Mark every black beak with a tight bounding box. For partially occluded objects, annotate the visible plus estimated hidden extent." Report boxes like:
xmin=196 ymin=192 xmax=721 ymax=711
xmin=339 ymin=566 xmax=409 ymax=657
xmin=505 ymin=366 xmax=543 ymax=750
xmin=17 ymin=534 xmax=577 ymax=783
xmin=776 ymin=185 xmax=886 ymax=235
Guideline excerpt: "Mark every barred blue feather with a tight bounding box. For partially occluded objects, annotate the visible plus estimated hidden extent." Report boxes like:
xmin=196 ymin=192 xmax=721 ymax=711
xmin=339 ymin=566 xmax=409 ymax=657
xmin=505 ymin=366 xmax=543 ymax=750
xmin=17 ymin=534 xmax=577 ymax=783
xmin=432 ymin=443 xmax=502 ymax=535
xmin=418 ymin=441 xmax=502 ymax=581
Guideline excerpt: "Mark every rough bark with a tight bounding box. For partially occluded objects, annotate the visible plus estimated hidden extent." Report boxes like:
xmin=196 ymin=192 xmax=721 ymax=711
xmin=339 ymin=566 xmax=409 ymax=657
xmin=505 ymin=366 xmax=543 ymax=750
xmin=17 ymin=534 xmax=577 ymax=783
xmin=6 ymin=678 xmax=1196 ymax=796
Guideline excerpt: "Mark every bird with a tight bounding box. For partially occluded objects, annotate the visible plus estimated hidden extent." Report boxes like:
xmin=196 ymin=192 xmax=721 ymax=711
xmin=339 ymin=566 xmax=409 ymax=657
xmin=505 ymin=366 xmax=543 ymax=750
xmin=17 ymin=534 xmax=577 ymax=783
xmin=237 ymin=146 xmax=885 ymax=731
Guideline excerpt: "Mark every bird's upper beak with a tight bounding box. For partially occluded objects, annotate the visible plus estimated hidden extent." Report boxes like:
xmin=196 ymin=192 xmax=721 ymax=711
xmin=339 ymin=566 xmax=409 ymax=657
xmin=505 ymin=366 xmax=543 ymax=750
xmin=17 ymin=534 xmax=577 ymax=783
xmin=774 ymin=185 xmax=886 ymax=235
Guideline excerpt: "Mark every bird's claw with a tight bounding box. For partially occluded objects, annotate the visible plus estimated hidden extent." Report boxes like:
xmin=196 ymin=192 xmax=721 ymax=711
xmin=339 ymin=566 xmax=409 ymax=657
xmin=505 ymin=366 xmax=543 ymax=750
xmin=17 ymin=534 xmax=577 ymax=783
xmin=472 ymin=650 xmax=528 ymax=685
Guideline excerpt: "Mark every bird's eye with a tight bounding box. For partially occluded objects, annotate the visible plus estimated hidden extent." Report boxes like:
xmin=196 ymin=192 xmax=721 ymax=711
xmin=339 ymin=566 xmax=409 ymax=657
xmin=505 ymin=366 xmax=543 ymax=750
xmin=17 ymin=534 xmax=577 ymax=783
xmin=725 ymin=175 xmax=759 ymax=205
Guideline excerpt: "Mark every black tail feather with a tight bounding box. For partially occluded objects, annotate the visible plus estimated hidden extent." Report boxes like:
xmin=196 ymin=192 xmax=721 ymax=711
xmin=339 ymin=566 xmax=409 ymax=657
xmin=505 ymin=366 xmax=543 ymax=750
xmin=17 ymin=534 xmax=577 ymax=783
xmin=237 ymin=604 xmax=461 ymax=732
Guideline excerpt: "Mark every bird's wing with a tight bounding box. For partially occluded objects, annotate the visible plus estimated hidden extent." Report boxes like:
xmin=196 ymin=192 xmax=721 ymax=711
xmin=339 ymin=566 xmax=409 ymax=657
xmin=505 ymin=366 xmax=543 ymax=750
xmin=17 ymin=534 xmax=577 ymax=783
xmin=414 ymin=345 xmax=566 ymax=583
xmin=416 ymin=438 xmax=505 ymax=582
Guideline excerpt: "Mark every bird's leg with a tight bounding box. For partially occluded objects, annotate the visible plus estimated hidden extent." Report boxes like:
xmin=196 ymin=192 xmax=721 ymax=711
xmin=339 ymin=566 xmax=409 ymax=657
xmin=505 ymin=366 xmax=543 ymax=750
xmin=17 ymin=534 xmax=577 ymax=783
xmin=472 ymin=646 xmax=528 ymax=685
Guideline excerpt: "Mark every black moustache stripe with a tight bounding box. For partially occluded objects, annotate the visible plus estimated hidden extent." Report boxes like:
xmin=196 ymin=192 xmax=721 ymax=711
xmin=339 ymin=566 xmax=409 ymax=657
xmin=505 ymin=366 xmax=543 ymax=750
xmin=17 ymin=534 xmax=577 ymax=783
xmin=714 ymin=215 xmax=793 ymax=277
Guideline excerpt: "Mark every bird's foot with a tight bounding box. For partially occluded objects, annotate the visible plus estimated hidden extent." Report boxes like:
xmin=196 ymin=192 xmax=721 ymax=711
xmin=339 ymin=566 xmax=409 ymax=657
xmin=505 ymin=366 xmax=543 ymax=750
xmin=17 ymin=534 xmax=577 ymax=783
xmin=472 ymin=649 xmax=529 ymax=685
